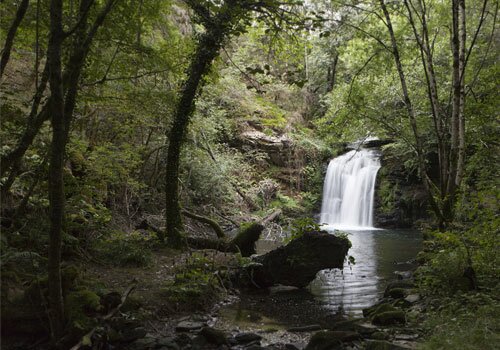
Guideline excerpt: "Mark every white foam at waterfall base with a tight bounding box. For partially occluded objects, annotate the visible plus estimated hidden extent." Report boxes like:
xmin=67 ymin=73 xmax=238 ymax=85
xmin=320 ymin=149 xmax=381 ymax=230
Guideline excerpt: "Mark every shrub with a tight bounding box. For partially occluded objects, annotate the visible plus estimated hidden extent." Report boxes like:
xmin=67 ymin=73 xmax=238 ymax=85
xmin=95 ymin=231 xmax=153 ymax=267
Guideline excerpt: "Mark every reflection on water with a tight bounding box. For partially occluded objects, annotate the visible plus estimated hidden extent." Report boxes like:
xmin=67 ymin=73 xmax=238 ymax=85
xmin=309 ymin=229 xmax=422 ymax=316
xmin=216 ymin=228 xmax=422 ymax=334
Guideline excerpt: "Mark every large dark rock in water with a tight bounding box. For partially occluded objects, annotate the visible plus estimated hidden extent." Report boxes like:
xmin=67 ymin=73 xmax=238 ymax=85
xmin=250 ymin=231 xmax=350 ymax=288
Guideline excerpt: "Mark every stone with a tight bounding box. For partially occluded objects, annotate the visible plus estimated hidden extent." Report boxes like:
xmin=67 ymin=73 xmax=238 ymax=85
xmin=394 ymin=333 xmax=419 ymax=341
xmin=200 ymin=327 xmax=228 ymax=345
xmin=363 ymin=303 xmax=398 ymax=318
xmin=131 ymin=337 xmax=156 ymax=350
xmin=370 ymin=331 xmax=389 ymax=340
xmin=404 ymin=294 xmax=420 ymax=304
xmin=394 ymin=271 xmax=412 ymax=280
xmin=246 ymin=345 xmax=265 ymax=350
xmin=287 ymin=325 xmax=322 ymax=332
xmin=372 ymin=311 xmax=406 ymax=326
xmin=327 ymin=331 xmax=361 ymax=342
xmin=175 ymin=321 xmax=205 ymax=332
xmin=174 ymin=333 xmax=192 ymax=347
xmin=365 ymin=340 xmax=411 ymax=350
xmin=157 ymin=337 xmax=180 ymax=349
xmin=250 ymin=232 xmax=350 ymax=288
xmin=191 ymin=335 xmax=209 ymax=350
xmin=121 ymin=327 xmax=147 ymax=342
xmin=387 ymin=288 xmax=408 ymax=299
xmin=109 ymin=317 xmax=142 ymax=331
xmin=285 ymin=344 xmax=301 ymax=350
xmin=353 ymin=322 xmax=378 ymax=336
xmin=305 ymin=331 xmax=343 ymax=350
xmin=234 ymin=332 xmax=263 ymax=344
xmin=383 ymin=281 xmax=414 ymax=298
xmin=269 ymin=285 xmax=299 ymax=294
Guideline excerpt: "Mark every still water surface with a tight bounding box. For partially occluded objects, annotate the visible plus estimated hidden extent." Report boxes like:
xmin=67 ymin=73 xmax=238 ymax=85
xmin=217 ymin=228 xmax=422 ymax=332
xmin=309 ymin=228 xmax=422 ymax=316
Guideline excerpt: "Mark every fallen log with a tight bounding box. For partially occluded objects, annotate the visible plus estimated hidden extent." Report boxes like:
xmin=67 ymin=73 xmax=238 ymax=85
xmin=248 ymin=231 xmax=350 ymax=288
xmin=260 ymin=209 xmax=281 ymax=225
xmin=137 ymin=219 xmax=263 ymax=257
xmin=186 ymin=222 xmax=264 ymax=257
xmin=181 ymin=209 xmax=225 ymax=238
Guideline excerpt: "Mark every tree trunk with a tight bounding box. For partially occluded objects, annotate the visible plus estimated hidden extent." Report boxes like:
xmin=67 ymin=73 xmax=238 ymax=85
xmin=380 ymin=0 xmax=444 ymax=225
xmin=47 ymin=0 xmax=65 ymax=341
xmin=0 ymin=0 xmax=29 ymax=78
xmin=455 ymin=0 xmax=467 ymax=191
xmin=165 ymin=21 xmax=229 ymax=248
xmin=444 ymin=0 xmax=463 ymax=222
xmin=0 ymin=0 xmax=116 ymax=183
xmin=45 ymin=0 xmax=116 ymax=341
xmin=404 ymin=0 xmax=448 ymax=196
xmin=0 ymin=63 xmax=49 ymax=179
xmin=326 ymin=53 xmax=338 ymax=92
xmin=181 ymin=209 xmax=225 ymax=239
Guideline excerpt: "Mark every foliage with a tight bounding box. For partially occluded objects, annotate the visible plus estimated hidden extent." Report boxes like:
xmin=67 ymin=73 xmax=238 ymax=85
xmin=286 ymin=217 xmax=321 ymax=242
xmin=95 ymin=231 xmax=153 ymax=267
xmin=65 ymin=289 xmax=102 ymax=332
xmin=163 ymin=252 xmax=228 ymax=310
xmin=420 ymin=292 xmax=500 ymax=350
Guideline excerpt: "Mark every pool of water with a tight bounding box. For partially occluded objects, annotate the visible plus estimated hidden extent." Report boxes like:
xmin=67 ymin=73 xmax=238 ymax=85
xmin=216 ymin=228 xmax=422 ymax=333
xmin=309 ymin=228 xmax=422 ymax=316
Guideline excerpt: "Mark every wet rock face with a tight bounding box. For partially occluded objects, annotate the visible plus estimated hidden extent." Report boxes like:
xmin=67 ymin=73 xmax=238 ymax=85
xmin=373 ymin=151 xmax=429 ymax=228
xmin=235 ymin=130 xmax=293 ymax=167
xmin=250 ymin=231 xmax=350 ymax=288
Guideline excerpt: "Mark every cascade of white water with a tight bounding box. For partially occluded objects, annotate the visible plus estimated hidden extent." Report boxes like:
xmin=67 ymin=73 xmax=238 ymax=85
xmin=320 ymin=149 xmax=381 ymax=230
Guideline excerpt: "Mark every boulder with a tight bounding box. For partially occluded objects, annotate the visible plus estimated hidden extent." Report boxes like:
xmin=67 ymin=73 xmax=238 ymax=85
xmin=199 ymin=327 xmax=227 ymax=345
xmin=372 ymin=311 xmax=406 ymax=326
xmin=305 ymin=331 xmax=343 ymax=350
xmin=250 ymin=231 xmax=350 ymax=288
xmin=387 ymin=288 xmax=409 ymax=299
xmin=383 ymin=280 xmax=414 ymax=298
xmin=234 ymin=332 xmax=263 ymax=344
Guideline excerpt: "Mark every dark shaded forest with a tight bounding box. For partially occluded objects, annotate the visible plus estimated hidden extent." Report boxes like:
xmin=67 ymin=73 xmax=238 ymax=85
xmin=1 ymin=0 xmax=498 ymax=349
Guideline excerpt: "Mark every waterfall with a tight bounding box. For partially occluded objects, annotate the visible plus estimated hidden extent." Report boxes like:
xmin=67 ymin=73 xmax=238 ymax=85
xmin=320 ymin=149 xmax=381 ymax=230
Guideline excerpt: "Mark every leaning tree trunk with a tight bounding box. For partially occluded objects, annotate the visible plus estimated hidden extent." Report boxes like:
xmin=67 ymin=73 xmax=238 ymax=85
xmin=0 ymin=0 xmax=29 ymax=78
xmin=380 ymin=0 xmax=444 ymax=226
xmin=47 ymin=0 xmax=65 ymax=341
xmin=165 ymin=21 xmax=231 ymax=248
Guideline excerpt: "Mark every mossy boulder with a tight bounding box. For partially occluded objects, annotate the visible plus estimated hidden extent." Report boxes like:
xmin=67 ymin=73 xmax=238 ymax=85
xmin=363 ymin=303 xmax=397 ymax=318
xmin=305 ymin=331 xmax=343 ymax=350
xmin=200 ymin=327 xmax=228 ymax=345
xmin=231 ymin=222 xmax=264 ymax=257
xmin=387 ymin=287 xmax=409 ymax=299
xmin=251 ymin=231 xmax=350 ymax=288
xmin=383 ymin=280 xmax=414 ymax=298
xmin=65 ymin=288 xmax=102 ymax=331
xmin=372 ymin=310 xmax=406 ymax=326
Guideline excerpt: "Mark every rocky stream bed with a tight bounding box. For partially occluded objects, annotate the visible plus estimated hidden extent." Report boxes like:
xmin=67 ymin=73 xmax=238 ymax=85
xmin=81 ymin=270 xmax=423 ymax=350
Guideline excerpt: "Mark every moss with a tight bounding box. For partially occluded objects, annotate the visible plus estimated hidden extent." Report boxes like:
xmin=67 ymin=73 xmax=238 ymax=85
xmin=387 ymin=288 xmax=408 ymax=299
xmin=305 ymin=331 xmax=342 ymax=350
xmin=372 ymin=310 xmax=406 ymax=326
xmin=231 ymin=222 xmax=263 ymax=257
xmin=65 ymin=289 xmax=101 ymax=331
xmin=363 ymin=303 xmax=397 ymax=318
